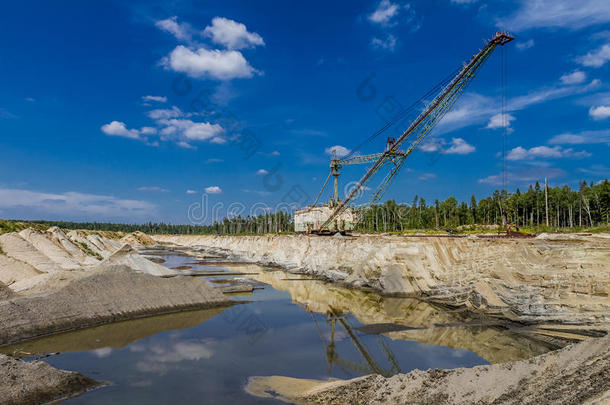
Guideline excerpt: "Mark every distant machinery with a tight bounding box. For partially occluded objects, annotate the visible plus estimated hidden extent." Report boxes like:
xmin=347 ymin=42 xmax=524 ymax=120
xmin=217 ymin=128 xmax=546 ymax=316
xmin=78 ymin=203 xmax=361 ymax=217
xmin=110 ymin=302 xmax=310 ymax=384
xmin=295 ymin=32 xmax=514 ymax=234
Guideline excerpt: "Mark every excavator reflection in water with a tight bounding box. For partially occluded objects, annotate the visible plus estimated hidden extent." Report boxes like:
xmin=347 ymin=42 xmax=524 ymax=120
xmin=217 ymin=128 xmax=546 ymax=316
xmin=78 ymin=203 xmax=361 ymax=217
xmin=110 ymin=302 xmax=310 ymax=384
xmin=308 ymin=306 xmax=401 ymax=378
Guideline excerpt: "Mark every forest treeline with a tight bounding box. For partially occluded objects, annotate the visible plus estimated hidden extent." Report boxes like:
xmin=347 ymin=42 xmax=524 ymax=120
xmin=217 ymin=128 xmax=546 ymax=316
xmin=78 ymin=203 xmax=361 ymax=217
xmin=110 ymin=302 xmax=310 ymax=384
xmin=356 ymin=179 xmax=609 ymax=232
xmin=14 ymin=180 xmax=610 ymax=234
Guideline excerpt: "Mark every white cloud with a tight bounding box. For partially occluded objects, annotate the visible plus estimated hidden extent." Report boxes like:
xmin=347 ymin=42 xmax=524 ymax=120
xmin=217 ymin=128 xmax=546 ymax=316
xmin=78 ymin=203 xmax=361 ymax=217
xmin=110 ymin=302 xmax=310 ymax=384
xmin=242 ymin=189 xmax=271 ymax=196
xmin=163 ymin=45 xmax=258 ymax=80
xmin=140 ymin=126 xmax=157 ymax=135
xmin=486 ymin=113 xmax=516 ymax=129
xmin=142 ymin=95 xmax=167 ymax=103
xmin=324 ymin=145 xmax=351 ymax=157
xmin=420 ymin=138 xmax=442 ymax=152
xmin=435 ymin=80 xmax=601 ymax=136
xmin=369 ymin=0 xmax=401 ymax=25
xmin=289 ymin=128 xmax=327 ymax=137
xmin=577 ymin=164 xmax=610 ymax=177
xmin=549 ymin=129 xmax=610 ymax=145
xmin=203 ymin=17 xmax=264 ymax=50
xmin=177 ymin=141 xmax=195 ymax=149
xmin=101 ymin=121 xmax=141 ymax=140
xmin=147 ymin=106 xmax=185 ymax=120
xmin=103 ymin=104 xmax=224 ymax=148
xmin=186 ymin=189 xmax=197 ymax=194
xmin=256 ymin=169 xmax=269 ymax=175
xmin=155 ymin=16 xmax=192 ymax=42
xmin=204 ymin=186 xmax=222 ymax=194
xmin=0 ymin=187 xmax=155 ymax=220
xmin=418 ymin=173 xmax=437 ymax=180
xmin=578 ymin=43 xmax=610 ymax=68
xmin=157 ymin=118 xmax=224 ymax=141
xmin=589 ymin=105 xmax=610 ymax=120
xmin=132 ymin=339 xmax=215 ymax=374
xmin=496 ymin=0 xmax=610 ymax=31
xmin=420 ymin=137 xmax=475 ymax=154
xmin=478 ymin=168 xmax=565 ymax=185
xmin=560 ymin=70 xmax=586 ymax=85
xmin=0 ymin=108 xmax=17 ymax=119
xmin=514 ymin=39 xmax=534 ymax=50
xmin=506 ymin=145 xmax=591 ymax=160
xmin=92 ymin=348 xmax=112 ymax=358
xmin=371 ymin=34 xmax=397 ymax=51
xmin=509 ymin=79 xmax=600 ymax=110
xmin=137 ymin=186 xmax=170 ymax=192
xmin=443 ymin=137 xmax=475 ymax=154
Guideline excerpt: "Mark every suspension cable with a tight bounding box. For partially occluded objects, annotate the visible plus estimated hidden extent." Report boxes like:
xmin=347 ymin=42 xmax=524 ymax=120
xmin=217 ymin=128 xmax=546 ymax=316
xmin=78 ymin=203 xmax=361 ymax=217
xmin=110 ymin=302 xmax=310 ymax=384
xmin=342 ymin=67 xmax=461 ymax=160
xmin=312 ymin=170 xmax=332 ymax=207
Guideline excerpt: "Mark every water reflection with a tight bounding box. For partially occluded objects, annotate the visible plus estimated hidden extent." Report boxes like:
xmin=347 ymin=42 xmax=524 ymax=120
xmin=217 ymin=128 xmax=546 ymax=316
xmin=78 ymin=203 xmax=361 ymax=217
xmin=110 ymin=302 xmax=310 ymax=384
xmin=247 ymin=269 xmax=553 ymax=364
xmin=0 ymin=252 xmax=557 ymax=404
xmin=0 ymin=308 xmax=225 ymax=358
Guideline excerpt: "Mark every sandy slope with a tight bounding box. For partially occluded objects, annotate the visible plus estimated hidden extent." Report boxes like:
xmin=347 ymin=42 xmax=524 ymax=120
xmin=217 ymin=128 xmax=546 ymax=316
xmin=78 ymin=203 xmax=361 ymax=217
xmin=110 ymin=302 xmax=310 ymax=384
xmin=155 ymin=234 xmax=610 ymax=328
xmin=0 ymin=353 xmax=100 ymax=404
xmin=0 ymin=265 xmax=233 ymax=346
xmin=246 ymin=334 xmax=610 ymax=404
xmin=0 ymin=227 xmax=235 ymax=403
xmin=0 ymin=227 xmax=178 ymax=293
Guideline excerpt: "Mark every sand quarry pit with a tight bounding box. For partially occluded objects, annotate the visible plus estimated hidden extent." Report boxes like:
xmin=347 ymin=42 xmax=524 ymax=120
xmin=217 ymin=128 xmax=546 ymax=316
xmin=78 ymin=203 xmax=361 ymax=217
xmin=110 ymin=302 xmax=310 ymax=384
xmin=156 ymin=233 xmax=610 ymax=404
xmin=0 ymin=229 xmax=608 ymax=403
xmin=0 ymin=227 xmax=235 ymax=403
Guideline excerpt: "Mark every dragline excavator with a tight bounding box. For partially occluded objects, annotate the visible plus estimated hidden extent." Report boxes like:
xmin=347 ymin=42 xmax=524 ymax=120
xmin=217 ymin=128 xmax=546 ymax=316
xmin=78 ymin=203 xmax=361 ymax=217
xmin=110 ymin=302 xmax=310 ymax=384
xmin=294 ymin=32 xmax=514 ymax=234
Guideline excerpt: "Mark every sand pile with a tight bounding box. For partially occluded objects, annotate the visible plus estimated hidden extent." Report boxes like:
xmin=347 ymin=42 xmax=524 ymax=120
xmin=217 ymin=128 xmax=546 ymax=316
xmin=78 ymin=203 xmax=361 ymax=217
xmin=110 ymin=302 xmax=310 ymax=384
xmin=0 ymin=254 xmax=41 ymax=286
xmin=0 ymin=265 xmax=233 ymax=346
xmin=0 ymin=353 xmax=101 ymax=404
xmin=246 ymin=334 xmax=610 ymax=404
xmin=0 ymin=282 xmax=15 ymax=300
xmin=120 ymin=231 xmax=156 ymax=248
xmin=17 ymin=228 xmax=87 ymax=269
xmin=98 ymin=245 xmax=178 ymax=277
xmin=0 ymin=228 xmax=182 ymax=293
xmin=67 ymin=230 xmax=122 ymax=259
xmin=0 ymin=232 xmax=65 ymax=274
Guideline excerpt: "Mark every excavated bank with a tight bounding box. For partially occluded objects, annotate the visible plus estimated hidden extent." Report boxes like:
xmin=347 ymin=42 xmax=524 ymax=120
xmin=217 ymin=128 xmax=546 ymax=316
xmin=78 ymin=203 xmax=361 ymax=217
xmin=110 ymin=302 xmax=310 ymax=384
xmin=0 ymin=228 xmax=238 ymax=403
xmin=0 ymin=265 xmax=233 ymax=346
xmin=0 ymin=353 xmax=101 ymax=405
xmin=154 ymin=234 xmax=610 ymax=329
xmin=246 ymin=334 xmax=610 ymax=404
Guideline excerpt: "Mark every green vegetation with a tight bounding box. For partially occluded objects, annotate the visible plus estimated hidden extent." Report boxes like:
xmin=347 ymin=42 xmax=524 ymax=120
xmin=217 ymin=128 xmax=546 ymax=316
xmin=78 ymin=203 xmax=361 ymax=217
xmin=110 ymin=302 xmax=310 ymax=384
xmin=356 ymin=180 xmax=610 ymax=233
xmin=0 ymin=219 xmax=47 ymax=235
xmin=78 ymin=241 xmax=103 ymax=261
xmin=1 ymin=180 xmax=608 ymax=235
xmin=20 ymin=211 xmax=295 ymax=235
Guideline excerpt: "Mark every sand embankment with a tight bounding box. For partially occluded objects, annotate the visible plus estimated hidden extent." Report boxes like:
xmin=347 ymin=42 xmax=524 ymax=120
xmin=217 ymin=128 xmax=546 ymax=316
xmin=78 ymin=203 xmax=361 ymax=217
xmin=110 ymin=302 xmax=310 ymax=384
xmin=246 ymin=333 xmax=610 ymax=404
xmin=0 ymin=227 xmax=178 ymax=295
xmin=154 ymin=234 xmax=610 ymax=328
xmin=0 ymin=265 xmax=232 ymax=346
xmin=0 ymin=228 xmax=233 ymax=344
xmin=0 ymin=353 xmax=101 ymax=405
xmin=0 ymin=227 xmax=235 ymax=402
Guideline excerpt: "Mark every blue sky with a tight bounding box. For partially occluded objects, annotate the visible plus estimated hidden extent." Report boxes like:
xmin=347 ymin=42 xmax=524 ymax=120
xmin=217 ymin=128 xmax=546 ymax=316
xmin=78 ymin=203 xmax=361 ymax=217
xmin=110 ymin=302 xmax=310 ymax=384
xmin=1 ymin=0 xmax=609 ymax=223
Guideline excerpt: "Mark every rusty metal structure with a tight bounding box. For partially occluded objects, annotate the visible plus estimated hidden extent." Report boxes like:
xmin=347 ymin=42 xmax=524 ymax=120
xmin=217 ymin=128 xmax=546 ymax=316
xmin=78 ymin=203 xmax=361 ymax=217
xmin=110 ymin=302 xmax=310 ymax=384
xmin=297 ymin=32 xmax=514 ymax=234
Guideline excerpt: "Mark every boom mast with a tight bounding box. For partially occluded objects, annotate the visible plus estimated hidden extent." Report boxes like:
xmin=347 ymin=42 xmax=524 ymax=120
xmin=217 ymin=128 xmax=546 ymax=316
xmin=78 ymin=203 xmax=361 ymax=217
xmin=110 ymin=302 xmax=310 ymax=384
xmin=317 ymin=32 xmax=513 ymax=232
